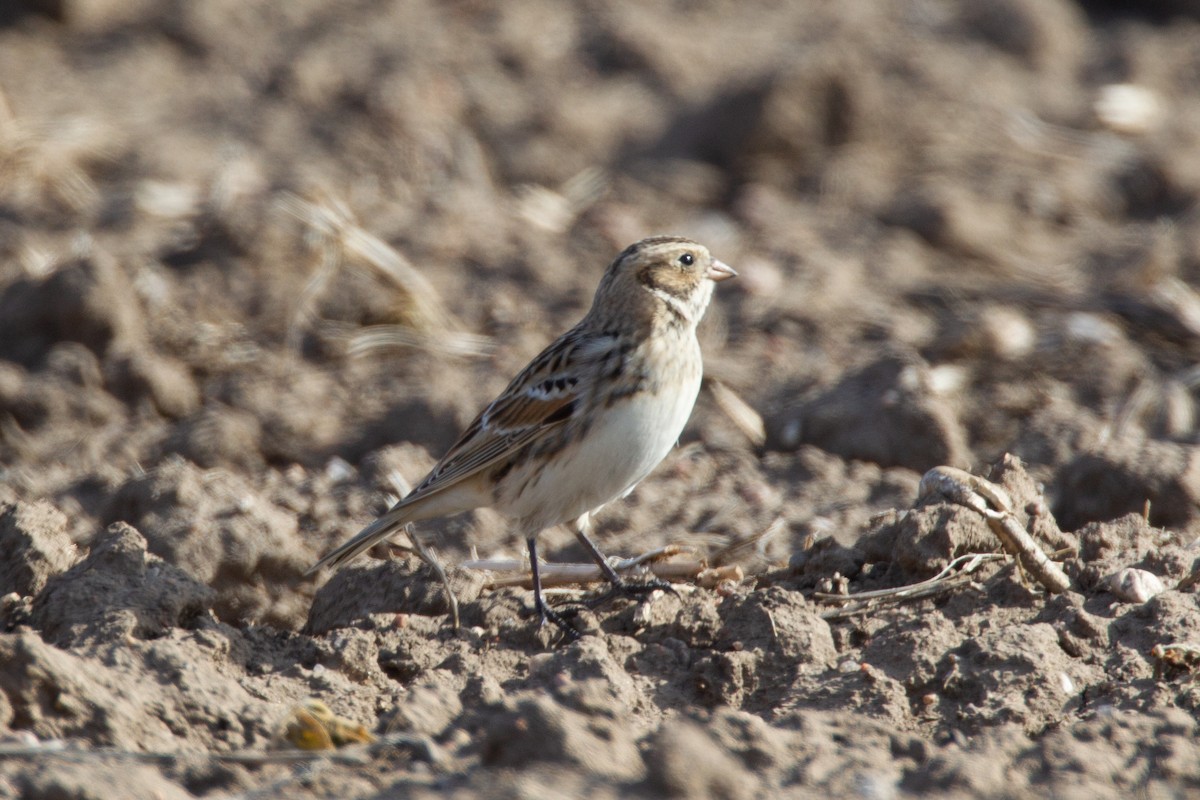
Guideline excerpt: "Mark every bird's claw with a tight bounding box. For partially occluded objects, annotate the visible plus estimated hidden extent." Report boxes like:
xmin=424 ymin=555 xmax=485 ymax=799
xmin=533 ymin=600 xmax=584 ymax=643
xmin=586 ymin=575 xmax=677 ymax=609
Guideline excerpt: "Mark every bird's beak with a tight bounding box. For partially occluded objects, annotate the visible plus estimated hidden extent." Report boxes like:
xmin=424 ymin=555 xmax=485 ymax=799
xmin=706 ymin=259 xmax=738 ymax=282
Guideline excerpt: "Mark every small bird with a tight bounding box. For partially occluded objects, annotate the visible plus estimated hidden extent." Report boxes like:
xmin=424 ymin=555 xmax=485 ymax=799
xmin=309 ymin=236 xmax=736 ymax=636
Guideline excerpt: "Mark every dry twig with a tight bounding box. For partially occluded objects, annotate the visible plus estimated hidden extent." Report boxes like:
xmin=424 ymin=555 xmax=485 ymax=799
xmin=918 ymin=466 xmax=1070 ymax=594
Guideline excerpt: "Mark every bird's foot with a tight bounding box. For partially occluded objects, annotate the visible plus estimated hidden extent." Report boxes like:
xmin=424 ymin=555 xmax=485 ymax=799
xmin=532 ymin=597 xmax=584 ymax=643
xmin=585 ymin=574 xmax=677 ymax=609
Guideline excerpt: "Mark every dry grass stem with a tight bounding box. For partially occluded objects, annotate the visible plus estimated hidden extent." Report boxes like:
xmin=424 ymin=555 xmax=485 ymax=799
xmin=814 ymin=552 xmax=1010 ymax=620
xmin=513 ymin=166 xmax=608 ymax=232
xmin=704 ymin=377 xmax=766 ymax=447
xmin=347 ymin=324 xmax=491 ymax=360
xmin=281 ymin=192 xmax=490 ymax=357
xmin=708 ymin=517 xmax=783 ymax=568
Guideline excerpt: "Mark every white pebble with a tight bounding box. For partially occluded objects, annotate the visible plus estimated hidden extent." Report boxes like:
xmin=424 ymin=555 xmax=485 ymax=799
xmin=927 ymin=364 xmax=969 ymax=396
xmin=324 ymin=456 xmax=356 ymax=483
xmin=980 ymin=307 xmax=1036 ymax=360
xmin=1106 ymin=568 xmax=1166 ymax=603
xmin=1095 ymin=83 xmax=1164 ymax=135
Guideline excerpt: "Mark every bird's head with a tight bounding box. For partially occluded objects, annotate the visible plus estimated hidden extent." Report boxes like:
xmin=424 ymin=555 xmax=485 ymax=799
xmin=592 ymin=236 xmax=736 ymax=329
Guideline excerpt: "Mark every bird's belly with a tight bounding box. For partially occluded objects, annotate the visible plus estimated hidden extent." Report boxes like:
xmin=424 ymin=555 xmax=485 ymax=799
xmin=504 ymin=375 xmax=701 ymax=530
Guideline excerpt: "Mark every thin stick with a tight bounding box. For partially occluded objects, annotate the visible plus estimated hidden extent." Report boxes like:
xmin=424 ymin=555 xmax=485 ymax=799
xmin=280 ymin=192 xmax=490 ymax=358
xmin=813 ymin=554 xmax=1008 ymax=620
xmin=812 ymin=553 xmax=1007 ymax=603
xmin=463 ymin=544 xmax=693 ymax=575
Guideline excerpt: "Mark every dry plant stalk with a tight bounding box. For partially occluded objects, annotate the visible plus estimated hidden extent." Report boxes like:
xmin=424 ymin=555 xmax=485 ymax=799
xmin=709 ymin=517 xmax=783 ymax=567
xmin=918 ymin=465 xmax=1070 ymax=594
xmin=281 ymin=192 xmax=490 ymax=357
xmin=513 ymin=166 xmax=608 ymax=232
xmin=814 ymin=552 xmax=1009 ymax=620
xmin=463 ymin=544 xmax=743 ymax=590
xmin=704 ymin=377 xmax=766 ymax=447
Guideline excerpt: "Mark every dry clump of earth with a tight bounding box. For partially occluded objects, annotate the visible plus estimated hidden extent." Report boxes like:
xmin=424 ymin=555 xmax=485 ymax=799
xmin=4 ymin=1 xmax=1200 ymax=797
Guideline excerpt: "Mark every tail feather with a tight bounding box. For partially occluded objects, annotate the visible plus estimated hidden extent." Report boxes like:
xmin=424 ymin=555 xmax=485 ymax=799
xmin=306 ymin=506 xmax=411 ymax=575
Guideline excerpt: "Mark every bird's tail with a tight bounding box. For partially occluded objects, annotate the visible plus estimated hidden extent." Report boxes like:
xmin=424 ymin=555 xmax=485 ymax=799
xmin=306 ymin=505 xmax=412 ymax=575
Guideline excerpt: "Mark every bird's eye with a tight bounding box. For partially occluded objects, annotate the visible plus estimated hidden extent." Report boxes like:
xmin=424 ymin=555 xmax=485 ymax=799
xmin=678 ymin=253 xmax=695 ymax=266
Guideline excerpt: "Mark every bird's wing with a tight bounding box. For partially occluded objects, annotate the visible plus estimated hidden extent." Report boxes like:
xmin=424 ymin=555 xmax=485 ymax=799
xmin=401 ymin=326 xmax=606 ymax=503
xmin=307 ymin=328 xmax=614 ymax=575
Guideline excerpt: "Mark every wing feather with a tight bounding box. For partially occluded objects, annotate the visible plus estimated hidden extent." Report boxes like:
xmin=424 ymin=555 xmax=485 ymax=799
xmin=391 ymin=326 xmax=613 ymax=507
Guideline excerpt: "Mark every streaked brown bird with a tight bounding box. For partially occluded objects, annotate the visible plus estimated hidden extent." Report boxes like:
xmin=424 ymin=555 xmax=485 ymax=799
xmin=309 ymin=236 xmax=736 ymax=636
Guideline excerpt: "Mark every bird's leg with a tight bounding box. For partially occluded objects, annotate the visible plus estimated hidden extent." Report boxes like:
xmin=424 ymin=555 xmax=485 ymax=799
xmin=571 ymin=516 xmax=676 ymax=608
xmin=526 ymin=537 xmax=581 ymax=642
xmin=408 ymin=527 xmax=460 ymax=631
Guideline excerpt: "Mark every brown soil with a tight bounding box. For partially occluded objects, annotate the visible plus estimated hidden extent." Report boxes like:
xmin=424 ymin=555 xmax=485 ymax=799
xmin=4 ymin=1 xmax=1200 ymax=797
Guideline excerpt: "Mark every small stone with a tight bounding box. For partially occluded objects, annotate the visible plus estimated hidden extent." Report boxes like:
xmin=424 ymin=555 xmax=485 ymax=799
xmin=1106 ymin=568 xmax=1166 ymax=603
xmin=1095 ymin=83 xmax=1163 ymax=135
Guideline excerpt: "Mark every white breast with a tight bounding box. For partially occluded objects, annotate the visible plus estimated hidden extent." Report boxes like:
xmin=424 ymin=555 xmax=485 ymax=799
xmin=504 ymin=349 xmax=703 ymax=531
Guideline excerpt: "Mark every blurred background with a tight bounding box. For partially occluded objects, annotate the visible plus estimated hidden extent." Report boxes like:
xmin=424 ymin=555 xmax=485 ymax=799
xmin=3 ymin=0 xmax=1200 ymax=621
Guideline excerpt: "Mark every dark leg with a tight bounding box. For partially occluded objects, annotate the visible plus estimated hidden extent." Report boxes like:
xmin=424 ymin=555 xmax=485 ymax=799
xmin=527 ymin=537 xmax=581 ymax=641
xmin=571 ymin=518 xmax=675 ymax=608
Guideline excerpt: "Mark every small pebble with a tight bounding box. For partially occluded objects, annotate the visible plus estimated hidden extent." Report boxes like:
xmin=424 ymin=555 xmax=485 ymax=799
xmin=325 ymin=456 xmax=356 ymax=483
xmin=1095 ymin=83 xmax=1163 ymax=135
xmin=927 ymin=364 xmax=969 ymax=396
xmin=1106 ymin=568 xmax=1165 ymax=603
xmin=980 ymin=306 xmax=1036 ymax=360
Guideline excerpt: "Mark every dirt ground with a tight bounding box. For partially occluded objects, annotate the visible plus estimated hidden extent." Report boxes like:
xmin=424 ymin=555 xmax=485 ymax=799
xmin=3 ymin=0 xmax=1200 ymax=797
